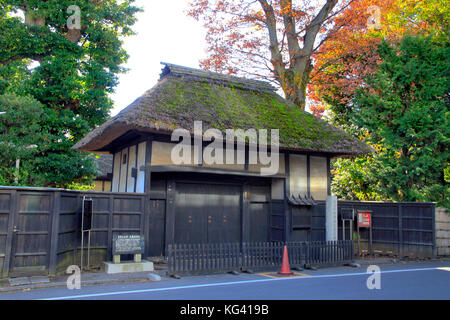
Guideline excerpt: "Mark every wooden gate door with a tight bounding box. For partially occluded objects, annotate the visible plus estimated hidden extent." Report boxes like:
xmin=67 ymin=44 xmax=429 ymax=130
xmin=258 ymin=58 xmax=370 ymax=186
xmin=174 ymin=182 xmax=241 ymax=244
xmin=148 ymin=199 xmax=166 ymax=256
xmin=174 ymin=183 xmax=207 ymax=244
xmin=9 ymin=192 xmax=53 ymax=276
xmin=249 ymin=203 xmax=270 ymax=242
xmin=206 ymin=184 xmax=241 ymax=243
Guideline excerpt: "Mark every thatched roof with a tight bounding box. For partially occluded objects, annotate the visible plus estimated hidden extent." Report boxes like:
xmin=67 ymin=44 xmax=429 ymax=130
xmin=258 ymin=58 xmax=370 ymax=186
xmin=73 ymin=63 xmax=372 ymax=156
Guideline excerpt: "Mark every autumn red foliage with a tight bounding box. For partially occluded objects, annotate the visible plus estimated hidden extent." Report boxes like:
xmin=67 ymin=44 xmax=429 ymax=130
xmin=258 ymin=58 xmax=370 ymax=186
xmin=188 ymin=0 xmax=406 ymax=115
xmin=188 ymin=0 xmax=356 ymax=110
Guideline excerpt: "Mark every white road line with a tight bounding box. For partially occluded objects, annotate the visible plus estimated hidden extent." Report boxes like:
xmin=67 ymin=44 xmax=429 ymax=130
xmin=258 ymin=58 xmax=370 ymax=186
xmin=40 ymin=267 xmax=447 ymax=300
xmin=437 ymin=267 xmax=450 ymax=272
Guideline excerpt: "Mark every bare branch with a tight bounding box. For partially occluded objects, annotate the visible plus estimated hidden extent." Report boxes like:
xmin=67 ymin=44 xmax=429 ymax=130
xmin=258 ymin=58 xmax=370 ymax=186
xmin=281 ymin=0 xmax=302 ymax=61
xmin=257 ymin=0 xmax=286 ymax=78
xmin=303 ymin=0 xmax=338 ymax=56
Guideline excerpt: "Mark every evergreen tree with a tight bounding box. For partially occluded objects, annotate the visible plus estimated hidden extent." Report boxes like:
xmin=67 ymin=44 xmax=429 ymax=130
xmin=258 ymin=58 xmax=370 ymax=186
xmin=334 ymin=35 xmax=449 ymax=207
xmin=0 ymin=1 xmax=141 ymax=187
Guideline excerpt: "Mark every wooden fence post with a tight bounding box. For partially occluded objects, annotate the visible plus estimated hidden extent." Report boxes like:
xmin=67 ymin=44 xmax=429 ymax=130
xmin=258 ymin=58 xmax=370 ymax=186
xmin=48 ymin=191 xmax=61 ymax=275
xmin=2 ymin=190 xmax=16 ymax=278
xmin=398 ymin=204 xmax=403 ymax=257
xmin=432 ymin=204 xmax=437 ymax=257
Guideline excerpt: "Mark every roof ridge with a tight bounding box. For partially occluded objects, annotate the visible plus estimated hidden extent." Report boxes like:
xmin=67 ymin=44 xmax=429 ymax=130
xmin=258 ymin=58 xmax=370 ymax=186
xmin=160 ymin=62 xmax=277 ymax=92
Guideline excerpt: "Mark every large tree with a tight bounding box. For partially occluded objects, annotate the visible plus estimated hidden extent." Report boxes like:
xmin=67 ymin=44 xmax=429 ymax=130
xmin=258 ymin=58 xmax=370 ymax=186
xmin=0 ymin=1 xmax=141 ymax=187
xmin=336 ymin=35 xmax=449 ymax=207
xmin=309 ymin=1 xmax=450 ymax=207
xmin=188 ymin=0 xmax=376 ymax=110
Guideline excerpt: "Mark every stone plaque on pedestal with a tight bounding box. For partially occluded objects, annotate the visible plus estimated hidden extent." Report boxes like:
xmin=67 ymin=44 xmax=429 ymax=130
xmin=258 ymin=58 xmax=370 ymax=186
xmin=105 ymin=234 xmax=153 ymax=273
xmin=112 ymin=234 xmax=145 ymax=255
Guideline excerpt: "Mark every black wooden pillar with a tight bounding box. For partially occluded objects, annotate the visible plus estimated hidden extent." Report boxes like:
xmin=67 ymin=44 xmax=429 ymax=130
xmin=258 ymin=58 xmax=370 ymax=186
xmin=242 ymin=145 xmax=251 ymax=244
xmin=284 ymin=154 xmax=290 ymax=242
xmin=165 ymin=180 xmax=176 ymax=252
xmin=241 ymin=183 xmax=250 ymax=244
xmin=327 ymin=157 xmax=331 ymax=196
xmin=431 ymin=204 xmax=436 ymax=257
xmin=144 ymin=138 xmax=153 ymax=194
xmin=143 ymin=138 xmax=153 ymax=259
xmin=107 ymin=193 xmax=113 ymax=261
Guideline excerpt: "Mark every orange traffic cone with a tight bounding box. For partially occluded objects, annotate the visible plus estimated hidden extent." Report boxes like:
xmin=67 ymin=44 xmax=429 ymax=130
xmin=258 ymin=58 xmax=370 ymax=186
xmin=278 ymin=245 xmax=294 ymax=276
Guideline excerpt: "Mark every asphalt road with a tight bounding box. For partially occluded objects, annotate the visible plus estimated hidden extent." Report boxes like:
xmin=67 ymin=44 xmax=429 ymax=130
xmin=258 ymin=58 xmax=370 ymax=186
xmin=1 ymin=261 xmax=449 ymax=300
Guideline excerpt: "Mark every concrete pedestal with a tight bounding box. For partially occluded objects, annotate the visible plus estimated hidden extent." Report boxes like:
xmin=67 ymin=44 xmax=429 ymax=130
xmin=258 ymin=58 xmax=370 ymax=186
xmin=103 ymin=260 xmax=154 ymax=274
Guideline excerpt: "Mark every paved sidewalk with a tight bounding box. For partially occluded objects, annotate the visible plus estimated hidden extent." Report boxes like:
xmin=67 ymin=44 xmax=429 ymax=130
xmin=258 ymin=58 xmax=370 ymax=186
xmin=0 ymin=268 xmax=168 ymax=293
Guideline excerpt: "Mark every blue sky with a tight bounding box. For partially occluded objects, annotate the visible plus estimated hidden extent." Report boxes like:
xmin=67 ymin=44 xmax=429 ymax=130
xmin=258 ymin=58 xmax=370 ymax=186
xmin=110 ymin=0 xmax=207 ymax=116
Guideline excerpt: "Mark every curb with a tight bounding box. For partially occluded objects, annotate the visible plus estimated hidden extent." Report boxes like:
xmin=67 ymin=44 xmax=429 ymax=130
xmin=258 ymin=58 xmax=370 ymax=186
xmin=353 ymin=257 xmax=450 ymax=266
xmin=0 ymin=272 xmax=167 ymax=294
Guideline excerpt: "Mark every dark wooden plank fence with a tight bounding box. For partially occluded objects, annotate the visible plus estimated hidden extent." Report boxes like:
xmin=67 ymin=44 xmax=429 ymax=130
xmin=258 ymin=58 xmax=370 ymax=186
xmin=337 ymin=201 xmax=436 ymax=257
xmin=0 ymin=186 xmax=437 ymax=278
xmin=168 ymin=240 xmax=354 ymax=274
xmin=0 ymin=187 xmax=146 ymax=278
xmin=290 ymin=200 xmax=436 ymax=258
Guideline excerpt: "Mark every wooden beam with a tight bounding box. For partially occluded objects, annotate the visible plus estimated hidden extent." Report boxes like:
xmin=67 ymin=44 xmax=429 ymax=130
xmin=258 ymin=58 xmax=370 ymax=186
xmin=144 ymin=138 xmax=153 ymax=259
xmin=144 ymin=139 xmax=153 ymax=194
xmin=165 ymin=180 xmax=176 ymax=252
xmin=241 ymin=183 xmax=250 ymax=244
xmin=150 ymin=165 xmax=285 ymax=178
xmin=134 ymin=143 xmax=138 ymax=193
xmin=124 ymin=146 xmax=130 ymax=193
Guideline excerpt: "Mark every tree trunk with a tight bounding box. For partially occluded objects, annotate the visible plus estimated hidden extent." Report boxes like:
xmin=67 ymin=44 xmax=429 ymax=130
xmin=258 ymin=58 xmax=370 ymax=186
xmin=277 ymin=58 xmax=313 ymax=110
xmin=259 ymin=0 xmax=337 ymax=111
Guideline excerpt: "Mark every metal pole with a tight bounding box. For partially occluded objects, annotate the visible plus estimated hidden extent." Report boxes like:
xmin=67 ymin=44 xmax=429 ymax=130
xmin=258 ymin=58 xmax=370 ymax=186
xmin=80 ymin=231 xmax=84 ymax=271
xmin=80 ymin=195 xmax=85 ymax=271
xmin=357 ymin=219 xmax=360 ymax=257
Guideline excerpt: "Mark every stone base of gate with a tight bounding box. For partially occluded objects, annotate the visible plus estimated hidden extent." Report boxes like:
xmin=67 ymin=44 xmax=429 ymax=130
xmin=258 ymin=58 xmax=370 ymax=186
xmin=103 ymin=260 xmax=154 ymax=274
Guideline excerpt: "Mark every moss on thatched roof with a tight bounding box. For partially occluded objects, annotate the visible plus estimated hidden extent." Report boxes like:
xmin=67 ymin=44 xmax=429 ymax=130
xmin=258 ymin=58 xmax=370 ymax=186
xmin=73 ymin=63 xmax=372 ymax=156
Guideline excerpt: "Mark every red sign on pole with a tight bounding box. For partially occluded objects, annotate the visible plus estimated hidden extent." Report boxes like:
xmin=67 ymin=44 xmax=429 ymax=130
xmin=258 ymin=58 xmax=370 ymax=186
xmin=358 ymin=212 xmax=371 ymax=228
